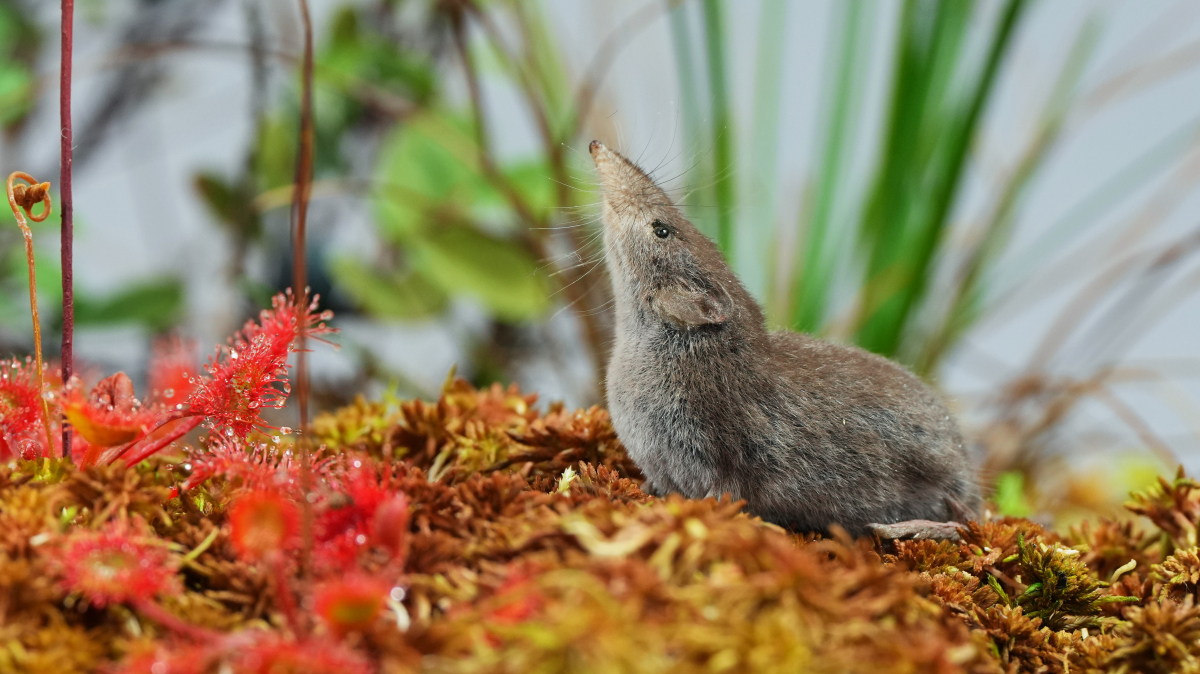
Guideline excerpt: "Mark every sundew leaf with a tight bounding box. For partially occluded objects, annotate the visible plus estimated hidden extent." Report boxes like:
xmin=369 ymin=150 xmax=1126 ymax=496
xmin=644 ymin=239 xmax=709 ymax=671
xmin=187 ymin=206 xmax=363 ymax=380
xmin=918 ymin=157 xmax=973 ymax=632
xmin=329 ymin=256 xmax=448 ymax=320
xmin=410 ymin=225 xmax=549 ymax=321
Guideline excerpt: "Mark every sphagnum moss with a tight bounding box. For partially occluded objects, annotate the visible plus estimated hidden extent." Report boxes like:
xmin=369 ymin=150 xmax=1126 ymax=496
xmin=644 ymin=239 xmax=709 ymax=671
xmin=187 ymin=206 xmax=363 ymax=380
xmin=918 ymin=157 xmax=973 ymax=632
xmin=2 ymin=379 xmax=1200 ymax=672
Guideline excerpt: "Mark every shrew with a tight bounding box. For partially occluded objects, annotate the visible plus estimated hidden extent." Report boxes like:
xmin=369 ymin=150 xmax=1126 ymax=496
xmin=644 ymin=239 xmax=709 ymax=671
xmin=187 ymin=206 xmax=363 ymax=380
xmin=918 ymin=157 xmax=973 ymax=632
xmin=591 ymin=141 xmax=979 ymax=539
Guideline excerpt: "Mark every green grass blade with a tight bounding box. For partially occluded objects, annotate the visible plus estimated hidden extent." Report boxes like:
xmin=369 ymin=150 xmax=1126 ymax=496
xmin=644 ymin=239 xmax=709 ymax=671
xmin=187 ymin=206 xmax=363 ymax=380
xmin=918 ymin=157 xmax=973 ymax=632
xmin=856 ymin=0 xmax=940 ymax=253
xmin=859 ymin=0 xmax=974 ymax=284
xmin=702 ymin=0 xmax=735 ymax=258
xmin=669 ymin=1 xmax=714 ymax=239
xmin=738 ymin=0 xmax=787 ymax=301
xmin=913 ymin=16 xmax=1100 ymax=375
xmin=856 ymin=0 xmax=1028 ymax=358
xmin=790 ymin=0 xmax=871 ymax=333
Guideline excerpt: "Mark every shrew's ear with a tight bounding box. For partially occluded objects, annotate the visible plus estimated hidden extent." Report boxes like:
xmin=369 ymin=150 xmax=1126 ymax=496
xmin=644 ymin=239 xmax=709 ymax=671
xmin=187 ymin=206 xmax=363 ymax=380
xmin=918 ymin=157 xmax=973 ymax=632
xmin=651 ymin=284 xmax=728 ymax=328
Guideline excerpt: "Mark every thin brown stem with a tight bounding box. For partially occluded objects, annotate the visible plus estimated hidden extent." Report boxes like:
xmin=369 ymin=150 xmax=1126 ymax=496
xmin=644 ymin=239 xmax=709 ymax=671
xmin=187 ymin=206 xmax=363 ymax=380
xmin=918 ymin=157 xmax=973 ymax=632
xmin=290 ymin=0 xmax=316 ymax=580
xmin=6 ymin=172 xmax=56 ymax=456
xmin=453 ymin=6 xmax=610 ymax=395
xmin=61 ymin=0 xmax=75 ymax=459
xmin=1092 ymin=384 xmax=1178 ymax=468
xmin=449 ymin=9 xmax=544 ymax=234
xmin=269 ymin=551 xmax=305 ymax=637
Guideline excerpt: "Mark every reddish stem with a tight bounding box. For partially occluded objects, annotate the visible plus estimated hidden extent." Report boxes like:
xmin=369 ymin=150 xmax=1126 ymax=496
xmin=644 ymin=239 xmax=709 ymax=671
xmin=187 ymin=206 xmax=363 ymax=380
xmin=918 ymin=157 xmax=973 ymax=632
xmin=60 ymin=0 xmax=74 ymax=459
xmin=132 ymin=597 xmax=221 ymax=643
xmin=118 ymin=416 xmax=203 ymax=465
xmin=269 ymin=551 xmax=305 ymax=637
xmin=291 ymin=0 xmax=316 ymax=577
xmin=6 ymin=173 xmax=56 ymax=456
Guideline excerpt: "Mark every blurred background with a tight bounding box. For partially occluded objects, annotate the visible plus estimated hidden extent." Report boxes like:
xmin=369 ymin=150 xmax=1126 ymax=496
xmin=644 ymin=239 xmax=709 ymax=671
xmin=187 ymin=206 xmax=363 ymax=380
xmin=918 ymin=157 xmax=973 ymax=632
xmin=2 ymin=0 xmax=1200 ymax=520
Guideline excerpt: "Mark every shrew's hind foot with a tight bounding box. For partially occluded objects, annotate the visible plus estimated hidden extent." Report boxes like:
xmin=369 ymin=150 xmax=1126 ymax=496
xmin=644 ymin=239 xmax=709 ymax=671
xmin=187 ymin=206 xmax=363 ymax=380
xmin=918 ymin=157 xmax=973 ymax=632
xmin=868 ymin=519 xmax=963 ymax=542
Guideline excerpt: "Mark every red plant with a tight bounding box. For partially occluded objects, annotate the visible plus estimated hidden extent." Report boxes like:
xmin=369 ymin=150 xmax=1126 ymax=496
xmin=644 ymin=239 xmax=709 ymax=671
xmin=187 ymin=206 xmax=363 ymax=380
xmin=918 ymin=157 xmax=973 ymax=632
xmin=311 ymin=461 xmax=412 ymax=572
xmin=120 ymin=291 xmax=334 ymax=466
xmin=0 ymin=358 xmax=47 ymax=459
xmin=0 ymin=290 xmax=334 ymax=468
xmin=229 ymin=635 xmax=374 ymax=674
xmin=63 ymin=372 xmax=161 ymax=449
xmin=314 ymin=574 xmax=390 ymax=635
xmin=488 ymin=567 xmax=545 ymax=626
xmin=370 ymin=492 xmax=411 ymax=561
xmin=187 ymin=291 xmax=332 ymax=439
xmin=180 ymin=438 xmax=310 ymax=496
xmin=148 ymin=336 xmax=199 ymax=409
xmin=228 ymin=491 xmax=301 ymax=560
xmin=55 ymin=518 xmax=179 ymax=608
xmin=114 ymin=645 xmax=213 ymax=674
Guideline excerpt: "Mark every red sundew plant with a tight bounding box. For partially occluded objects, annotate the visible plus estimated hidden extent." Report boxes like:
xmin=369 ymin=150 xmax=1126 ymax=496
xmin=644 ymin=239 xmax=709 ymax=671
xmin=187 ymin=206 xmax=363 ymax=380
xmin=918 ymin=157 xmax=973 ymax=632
xmin=63 ymin=372 xmax=161 ymax=448
xmin=148 ymin=336 xmax=200 ymax=408
xmin=228 ymin=491 xmax=301 ymax=560
xmin=117 ymin=636 xmax=374 ymax=674
xmin=187 ymin=291 xmax=333 ymax=441
xmin=227 ymin=635 xmax=375 ymax=674
xmin=0 ymin=288 xmax=333 ymax=466
xmin=314 ymin=574 xmax=391 ymax=635
xmin=0 ymin=358 xmax=47 ymax=459
xmin=312 ymin=462 xmax=405 ymax=571
xmin=370 ymin=492 xmax=411 ymax=560
xmin=177 ymin=437 xmax=316 ymax=496
xmin=54 ymin=518 xmax=179 ymax=608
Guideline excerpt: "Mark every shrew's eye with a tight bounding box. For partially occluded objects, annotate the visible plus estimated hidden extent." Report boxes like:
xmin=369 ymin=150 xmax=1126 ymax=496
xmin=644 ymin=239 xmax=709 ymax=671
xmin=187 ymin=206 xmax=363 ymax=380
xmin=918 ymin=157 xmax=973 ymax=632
xmin=653 ymin=220 xmax=670 ymax=239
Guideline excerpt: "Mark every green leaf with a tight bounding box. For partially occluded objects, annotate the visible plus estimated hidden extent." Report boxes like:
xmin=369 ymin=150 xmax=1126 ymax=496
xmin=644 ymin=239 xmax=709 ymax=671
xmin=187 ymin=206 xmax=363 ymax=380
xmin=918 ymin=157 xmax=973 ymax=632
xmin=73 ymin=279 xmax=184 ymax=332
xmin=320 ymin=6 xmax=436 ymax=104
xmin=254 ymin=115 xmax=297 ymax=190
xmin=329 ymin=256 xmax=448 ymax=320
xmin=994 ymin=471 xmax=1034 ymax=518
xmin=0 ymin=65 xmax=33 ymax=126
xmin=854 ymin=0 xmax=1029 ymax=359
xmin=500 ymin=161 xmax=557 ymax=219
xmin=790 ymin=0 xmax=873 ymax=332
xmin=373 ymin=111 xmax=494 ymax=242
xmin=193 ymin=172 xmax=262 ymax=241
xmin=987 ymin=574 xmax=1011 ymax=607
xmin=702 ymin=0 xmax=735 ymax=258
xmin=410 ymin=226 xmax=548 ymax=321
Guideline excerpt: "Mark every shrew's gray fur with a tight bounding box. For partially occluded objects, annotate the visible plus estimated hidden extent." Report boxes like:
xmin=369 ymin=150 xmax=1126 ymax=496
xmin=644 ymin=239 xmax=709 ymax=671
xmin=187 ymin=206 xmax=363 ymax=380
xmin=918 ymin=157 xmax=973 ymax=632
xmin=590 ymin=141 xmax=979 ymax=536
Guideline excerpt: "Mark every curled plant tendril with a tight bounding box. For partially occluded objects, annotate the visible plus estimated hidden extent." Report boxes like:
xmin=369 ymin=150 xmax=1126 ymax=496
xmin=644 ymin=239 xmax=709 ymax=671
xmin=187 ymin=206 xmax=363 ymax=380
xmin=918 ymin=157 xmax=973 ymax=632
xmin=6 ymin=171 xmax=56 ymax=455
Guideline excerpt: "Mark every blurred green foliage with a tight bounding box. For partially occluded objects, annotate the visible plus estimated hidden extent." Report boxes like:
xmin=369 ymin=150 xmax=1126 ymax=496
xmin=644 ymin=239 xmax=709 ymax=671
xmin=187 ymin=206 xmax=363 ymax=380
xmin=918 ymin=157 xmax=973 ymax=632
xmin=994 ymin=471 xmax=1034 ymax=518
xmin=71 ymin=279 xmax=184 ymax=333
xmin=0 ymin=0 xmax=37 ymax=129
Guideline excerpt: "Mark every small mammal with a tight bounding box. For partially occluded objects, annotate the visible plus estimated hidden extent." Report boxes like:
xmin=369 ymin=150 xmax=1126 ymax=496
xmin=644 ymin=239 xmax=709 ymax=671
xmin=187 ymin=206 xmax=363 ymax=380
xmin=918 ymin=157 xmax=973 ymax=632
xmin=590 ymin=141 xmax=979 ymax=537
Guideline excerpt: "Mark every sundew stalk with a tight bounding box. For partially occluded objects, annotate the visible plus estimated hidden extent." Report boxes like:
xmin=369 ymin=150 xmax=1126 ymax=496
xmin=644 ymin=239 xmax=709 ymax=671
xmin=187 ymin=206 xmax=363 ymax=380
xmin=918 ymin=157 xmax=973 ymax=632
xmin=291 ymin=0 xmax=317 ymax=575
xmin=6 ymin=172 xmax=57 ymax=456
xmin=61 ymin=0 xmax=75 ymax=458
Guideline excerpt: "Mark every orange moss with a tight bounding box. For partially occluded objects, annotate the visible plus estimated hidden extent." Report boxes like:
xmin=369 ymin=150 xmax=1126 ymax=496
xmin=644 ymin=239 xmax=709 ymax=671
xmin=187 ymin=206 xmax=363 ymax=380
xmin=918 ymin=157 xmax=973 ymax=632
xmin=1 ymin=379 xmax=1200 ymax=672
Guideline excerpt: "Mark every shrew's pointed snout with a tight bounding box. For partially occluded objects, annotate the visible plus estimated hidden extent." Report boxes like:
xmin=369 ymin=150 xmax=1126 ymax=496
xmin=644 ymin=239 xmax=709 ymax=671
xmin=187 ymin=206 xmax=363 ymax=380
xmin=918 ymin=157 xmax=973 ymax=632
xmin=590 ymin=141 xmax=670 ymax=221
xmin=589 ymin=140 xmax=635 ymax=185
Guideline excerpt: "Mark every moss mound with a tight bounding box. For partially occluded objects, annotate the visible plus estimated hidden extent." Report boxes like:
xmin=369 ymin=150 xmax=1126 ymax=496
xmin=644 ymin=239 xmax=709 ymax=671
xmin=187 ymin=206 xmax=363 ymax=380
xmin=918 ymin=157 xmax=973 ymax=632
xmin=2 ymin=379 xmax=1199 ymax=673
